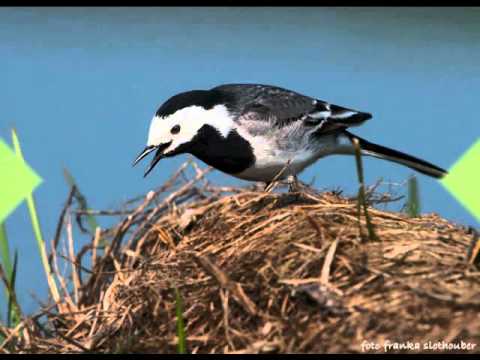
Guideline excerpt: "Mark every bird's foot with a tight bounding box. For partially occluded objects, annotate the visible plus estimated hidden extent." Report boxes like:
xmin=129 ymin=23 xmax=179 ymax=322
xmin=263 ymin=176 xmax=307 ymax=193
xmin=287 ymin=175 xmax=301 ymax=193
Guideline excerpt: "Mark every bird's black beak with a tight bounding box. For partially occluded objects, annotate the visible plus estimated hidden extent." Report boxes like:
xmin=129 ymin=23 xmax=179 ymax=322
xmin=133 ymin=145 xmax=156 ymax=167
xmin=133 ymin=142 xmax=172 ymax=178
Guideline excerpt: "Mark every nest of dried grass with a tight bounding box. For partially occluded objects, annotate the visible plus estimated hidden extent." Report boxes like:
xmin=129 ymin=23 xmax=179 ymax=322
xmin=1 ymin=161 xmax=479 ymax=354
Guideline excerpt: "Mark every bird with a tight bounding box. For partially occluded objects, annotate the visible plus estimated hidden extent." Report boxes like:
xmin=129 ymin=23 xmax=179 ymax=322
xmin=133 ymin=83 xmax=447 ymax=190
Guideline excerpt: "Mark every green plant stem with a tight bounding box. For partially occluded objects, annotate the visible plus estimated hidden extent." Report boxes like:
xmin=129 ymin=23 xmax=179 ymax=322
xmin=0 ymin=223 xmax=21 ymax=326
xmin=0 ymin=222 xmax=13 ymax=290
xmin=7 ymin=251 xmax=20 ymax=327
xmin=407 ymin=175 xmax=421 ymax=217
xmin=11 ymin=129 xmax=61 ymax=304
xmin=175 ymin=287 xmax=187 ymax=354
xmin=0 ymin=261 xmax=21 ymax=326
xmin=352 ymin=138 xmax=378 ymax=242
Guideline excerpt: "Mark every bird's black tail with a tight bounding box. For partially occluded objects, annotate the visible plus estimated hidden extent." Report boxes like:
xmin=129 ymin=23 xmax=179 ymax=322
xmin=343 ymin=130 xmax=448 ymax=179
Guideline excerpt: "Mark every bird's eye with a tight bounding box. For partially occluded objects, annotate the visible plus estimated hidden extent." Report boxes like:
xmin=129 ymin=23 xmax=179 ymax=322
xmin=170 ymin=125 xmax=181 ymax=134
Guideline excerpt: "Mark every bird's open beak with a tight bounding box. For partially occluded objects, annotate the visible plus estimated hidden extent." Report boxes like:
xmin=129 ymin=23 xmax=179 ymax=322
xmin=133 ymin=141 xmax=172 ymax=178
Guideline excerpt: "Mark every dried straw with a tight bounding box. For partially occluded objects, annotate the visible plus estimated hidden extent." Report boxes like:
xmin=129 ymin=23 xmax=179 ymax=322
xmin=1 ymin=161 xmax=479 ymax=354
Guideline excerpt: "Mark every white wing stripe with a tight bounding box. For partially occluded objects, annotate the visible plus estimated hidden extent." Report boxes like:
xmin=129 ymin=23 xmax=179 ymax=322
xmin=310 ymin=111 xmax=331 ymax=119
xmin=331 ymin=111 xmax=357 ymax=119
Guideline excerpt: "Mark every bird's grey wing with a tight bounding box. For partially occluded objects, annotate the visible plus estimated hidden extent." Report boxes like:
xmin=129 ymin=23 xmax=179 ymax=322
xmin=213 ymin=83 xmax=314 ymax=125
xmin=213 ymin=83 xmax=372 ymax=134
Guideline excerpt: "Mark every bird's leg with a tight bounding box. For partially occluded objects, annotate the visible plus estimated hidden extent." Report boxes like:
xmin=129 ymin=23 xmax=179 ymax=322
xmin=287 ymin=175 xmax=300 ymax=193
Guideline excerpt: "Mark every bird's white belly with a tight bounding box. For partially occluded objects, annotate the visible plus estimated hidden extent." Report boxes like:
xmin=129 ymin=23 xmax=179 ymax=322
xmin=233 ymin=146 xmax=318 ymax=182
xmin=230 ymin=124 xmax=340 ymax=182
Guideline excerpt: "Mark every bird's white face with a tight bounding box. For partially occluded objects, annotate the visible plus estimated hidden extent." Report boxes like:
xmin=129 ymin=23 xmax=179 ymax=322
xmin=147 ymin=104 xmax=233 ymax=154
xmin=134 ymin=104 xmax=234 ymax=177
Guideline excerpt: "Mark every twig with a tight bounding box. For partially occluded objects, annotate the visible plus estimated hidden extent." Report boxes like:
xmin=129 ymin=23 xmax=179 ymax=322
xmin=320 ymin=238 xmax=339 ymax=285
xmin=73 ymin=209 xmax=135 ymax=216
xmin=66 ymin=213 xmax=81 ymax=305
xmin=49 ymin=185 xmax=76 ymax=268
xmin=467 ymin=227 xmax=480 ymax=266
xmin=0 ymin=320 xmax=25 ymax=353
xmin=192 ymin=253 xmax=257 ymax=316
xmin=34 ymin=318 xmax=90 ymax=353
xmin=92 ymin=227 xmax=102 ymax=271
xmin=264 ymin=159 xmax=292 ymax=193
xmin=78 ymin=190 xmax=158 ymax=305
xmin=220 ymin=289 xmax=235 ymax=350
xmin=50 ymin=237 xmax=76 ymax=313
xmin=125 ymin=166 xmax=213 ymax=252
xmin=123 ymin=159 xmax=193 ymax=208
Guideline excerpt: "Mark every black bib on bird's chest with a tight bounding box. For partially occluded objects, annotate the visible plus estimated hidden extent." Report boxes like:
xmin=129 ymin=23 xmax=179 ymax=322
xmin=179 ymin=125 xmax=255 ymax=174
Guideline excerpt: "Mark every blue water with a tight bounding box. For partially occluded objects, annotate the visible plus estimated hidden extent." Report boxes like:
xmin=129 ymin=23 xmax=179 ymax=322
xmin=1 ymin=7 xmax=479 ymax=315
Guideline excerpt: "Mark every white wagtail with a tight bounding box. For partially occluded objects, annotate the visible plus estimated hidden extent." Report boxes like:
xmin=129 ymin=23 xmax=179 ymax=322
xmin=133 ymin=83 xmax=447 ymax=188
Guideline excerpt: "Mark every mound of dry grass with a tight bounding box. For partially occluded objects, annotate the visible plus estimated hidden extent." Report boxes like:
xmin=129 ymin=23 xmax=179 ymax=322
xmin=1 ymin=161 xmax=479 ymax=354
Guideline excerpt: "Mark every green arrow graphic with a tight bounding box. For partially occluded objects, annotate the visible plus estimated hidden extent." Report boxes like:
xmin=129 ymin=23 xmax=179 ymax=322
xmin=0 ymin=139 xmax=42 ymax=224
xmin=441 ymin=138 xmax=480 ymax=224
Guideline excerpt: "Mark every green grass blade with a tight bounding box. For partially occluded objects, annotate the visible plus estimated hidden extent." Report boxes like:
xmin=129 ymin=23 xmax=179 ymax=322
xmin=0 ymin=262 xmax=21 ymax=327
xmin=406 ymin=175 xmax=421 ymax=218
xmin=7 ymin=250 xmax=20 ymax=327
xmin=0 ymin=222 xmax=20 ymax=326
xmin=175 ymin=287 xmax=187 ymax=354
xmin=0 ymin=222 xmax=13 ymax=293
xmin=11 ymin=129 xmax=61 ymax=304
xmin=63 ymin=168 xmax=99 ymax=234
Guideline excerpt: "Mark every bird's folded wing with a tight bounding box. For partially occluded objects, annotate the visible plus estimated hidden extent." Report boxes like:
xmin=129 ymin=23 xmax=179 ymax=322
xmin=213 ymin=83 xmax=372 ymax=134
xmin=239 ymin=96 xmax=372 ymax=134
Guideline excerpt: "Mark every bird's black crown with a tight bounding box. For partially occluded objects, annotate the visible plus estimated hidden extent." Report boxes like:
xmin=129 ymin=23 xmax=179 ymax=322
xmin=155 ymin=89 xmax=233 ymax=118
